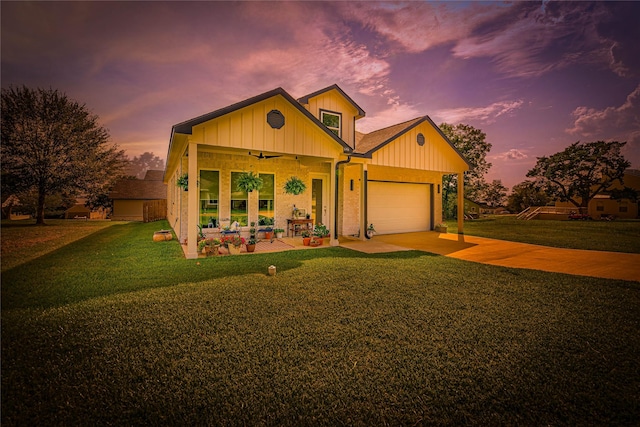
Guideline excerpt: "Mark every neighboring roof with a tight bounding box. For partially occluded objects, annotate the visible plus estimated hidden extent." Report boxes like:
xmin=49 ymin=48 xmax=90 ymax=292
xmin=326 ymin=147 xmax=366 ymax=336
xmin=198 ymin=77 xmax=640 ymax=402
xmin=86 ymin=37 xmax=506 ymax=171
xmin=353 ymin=115 xmax=471 ymax=167
xmin=297 ymin=84 xmax=366 ymax=119
xmin=109 ymin=178 xmax=167 ymax=200
xmin=170 ymin=87 xmax=352 ymax=153
xmin=65 ymin=204 xmax=90 ymax=213
xmin=144 ymin=169 xmax=164 ymax=181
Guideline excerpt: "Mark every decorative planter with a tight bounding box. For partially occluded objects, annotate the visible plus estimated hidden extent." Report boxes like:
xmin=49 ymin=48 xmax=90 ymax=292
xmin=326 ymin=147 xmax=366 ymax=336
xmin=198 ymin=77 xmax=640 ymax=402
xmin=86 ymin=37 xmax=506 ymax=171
xmin=309 ymin=238 xmax=323 ymax=247
xmin=227 ymin=245 xmax=241 ymax=255
xmin=153 ymin=230 xmax=173 ymax=242
xmin=275 ymin=232 xmax=284 ymax=239
xmin=264 ymin=231 xmax=273 ymax=240
xmin=303 ymin=237 xmax=311 ymax=246
xmin=246 ymin=244 xmax=256 ymax=253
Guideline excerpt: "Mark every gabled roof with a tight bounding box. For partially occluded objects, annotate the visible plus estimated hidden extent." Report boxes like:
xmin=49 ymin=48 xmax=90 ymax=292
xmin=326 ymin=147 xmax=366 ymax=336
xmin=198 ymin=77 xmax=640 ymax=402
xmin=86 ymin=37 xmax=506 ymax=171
xmin=109 ymin=178 xmax=167 ymax=200
xmin=144 ymin=169 xmax=164 ymax=181
xmin=297 ymin=84 xmax=366 ymax=119
xmin=353 ymin=115 xmax=471 ymax=167
xmin=170 ymin=87 xmax=352 ymax=153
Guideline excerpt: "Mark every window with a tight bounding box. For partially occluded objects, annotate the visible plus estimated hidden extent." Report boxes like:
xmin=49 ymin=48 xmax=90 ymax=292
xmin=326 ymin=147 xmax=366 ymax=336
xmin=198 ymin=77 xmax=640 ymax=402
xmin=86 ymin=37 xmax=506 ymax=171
xmin=199 ymin=170 xmax=219 ymax=227
xmin=596 ymin=202 xmax=604 ymax=212
xmin=619 ymin=204 xmax=628 ymax=213
xmin=230 ymin=172 xmax=248 ymax=226
xmin=258 ymin=173 xmax=275 ymax=222
xmin=320 ymin=110 xmax=341 ymax=137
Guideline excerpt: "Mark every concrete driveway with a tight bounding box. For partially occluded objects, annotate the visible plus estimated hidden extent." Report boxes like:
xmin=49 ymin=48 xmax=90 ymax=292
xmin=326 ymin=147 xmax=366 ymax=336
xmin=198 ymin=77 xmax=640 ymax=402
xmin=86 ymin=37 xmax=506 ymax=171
xmin=340 ymin=232 xmax=640 ymax=282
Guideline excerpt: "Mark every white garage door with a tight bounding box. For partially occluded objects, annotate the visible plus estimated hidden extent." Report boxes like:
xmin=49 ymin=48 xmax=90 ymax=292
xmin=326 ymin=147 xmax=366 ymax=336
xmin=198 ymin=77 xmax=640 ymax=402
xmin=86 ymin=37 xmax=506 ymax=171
xmin=368 ymin=182 xmax=431 ymax=234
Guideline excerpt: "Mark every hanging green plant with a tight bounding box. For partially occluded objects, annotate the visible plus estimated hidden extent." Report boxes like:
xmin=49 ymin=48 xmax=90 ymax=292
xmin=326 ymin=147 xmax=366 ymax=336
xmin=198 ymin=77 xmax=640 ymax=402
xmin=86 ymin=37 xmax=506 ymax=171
xmin=177 ymin=173 xmax=189 ymax=191
xmin=236 ymin=171 xmax=264 ymax=193
xmin=284 ymin=176 xmax=306 ymax=195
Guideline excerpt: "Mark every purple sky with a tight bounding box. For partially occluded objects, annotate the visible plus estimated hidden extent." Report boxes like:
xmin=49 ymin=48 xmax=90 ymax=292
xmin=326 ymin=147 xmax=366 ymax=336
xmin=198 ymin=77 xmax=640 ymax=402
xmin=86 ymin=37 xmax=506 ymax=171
xmin=2 ymin=1 xmax=639 ymax=190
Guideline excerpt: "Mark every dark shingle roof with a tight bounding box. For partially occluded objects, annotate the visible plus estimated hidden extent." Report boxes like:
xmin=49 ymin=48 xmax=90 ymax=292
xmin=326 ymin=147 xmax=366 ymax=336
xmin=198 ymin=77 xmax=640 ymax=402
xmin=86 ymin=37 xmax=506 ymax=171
xmin=144 ymin=170 xmax=164 ymax=181
xmin=109 ymin=178 xmax=167 ymax=200
xmin=354 ymin=117 xmax=425 ymax=155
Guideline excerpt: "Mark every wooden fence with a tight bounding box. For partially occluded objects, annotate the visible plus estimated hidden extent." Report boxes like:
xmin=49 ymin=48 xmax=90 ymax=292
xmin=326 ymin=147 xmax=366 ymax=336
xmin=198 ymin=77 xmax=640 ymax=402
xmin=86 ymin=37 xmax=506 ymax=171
xmin=143 ymin=199 xmax=167 ymax=223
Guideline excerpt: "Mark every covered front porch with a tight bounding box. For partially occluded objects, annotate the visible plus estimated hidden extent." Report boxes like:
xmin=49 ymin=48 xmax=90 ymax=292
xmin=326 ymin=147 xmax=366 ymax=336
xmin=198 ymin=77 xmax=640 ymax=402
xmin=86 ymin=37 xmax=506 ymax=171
xmin=169 ymin=143 xmax=340 ymax=259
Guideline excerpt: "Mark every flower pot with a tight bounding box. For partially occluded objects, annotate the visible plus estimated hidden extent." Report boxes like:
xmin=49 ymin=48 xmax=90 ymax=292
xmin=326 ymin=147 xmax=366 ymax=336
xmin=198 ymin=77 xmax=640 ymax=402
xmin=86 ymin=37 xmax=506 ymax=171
xmin=210 ymin=246 xmax=219 ymax=256
xmin=246 ymin=244 xmax=256 ymax=253
xmin=276 ymin=232 xmax=284 ymax=239
xmin=264 ymin=231 xmax=273 ymax=240
xmin=227 ymin=245 xmax=241 ymax=255
xmin=303 ymin=237 xmax=311 ymax=246
xmin=310 ymin=238 xmax=323 ymax=247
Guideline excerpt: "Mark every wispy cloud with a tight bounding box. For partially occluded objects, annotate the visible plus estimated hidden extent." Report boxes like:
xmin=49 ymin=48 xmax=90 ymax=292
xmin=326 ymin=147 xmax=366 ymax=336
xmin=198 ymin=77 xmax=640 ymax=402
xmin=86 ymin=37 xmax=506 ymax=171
xmin=434 ymin=100 xmax=524 ymax=125
xmin=567 ymin=84 xmax=640 ymax=137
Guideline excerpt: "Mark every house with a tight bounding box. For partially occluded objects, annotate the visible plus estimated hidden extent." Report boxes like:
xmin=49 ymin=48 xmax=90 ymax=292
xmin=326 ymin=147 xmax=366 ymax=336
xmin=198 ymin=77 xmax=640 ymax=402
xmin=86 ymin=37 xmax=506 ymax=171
xmin=110 ymin=169 xmax=168 ymax=221
xmin=554 ymin=169 xmax=640 ymax=219
xmin=164 ymin=84 xmax=469 ymax=258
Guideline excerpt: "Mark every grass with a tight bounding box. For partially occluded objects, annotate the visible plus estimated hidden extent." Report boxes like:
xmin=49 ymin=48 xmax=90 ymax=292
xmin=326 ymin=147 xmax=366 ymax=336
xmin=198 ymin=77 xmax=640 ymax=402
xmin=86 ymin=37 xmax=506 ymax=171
xmin=2 ymin=221 xmax=640 ymax=425
xmin=1 ymin=219 xmax=122 ymax=272
xmin=445 ymin=215 xmax=640 ymax=253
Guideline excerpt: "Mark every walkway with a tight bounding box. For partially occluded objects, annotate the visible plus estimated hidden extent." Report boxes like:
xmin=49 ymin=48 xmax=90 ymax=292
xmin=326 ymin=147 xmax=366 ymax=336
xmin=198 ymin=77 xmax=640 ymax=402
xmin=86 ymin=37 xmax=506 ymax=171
xmin=340 ymin=232 xmax=640 ymax=282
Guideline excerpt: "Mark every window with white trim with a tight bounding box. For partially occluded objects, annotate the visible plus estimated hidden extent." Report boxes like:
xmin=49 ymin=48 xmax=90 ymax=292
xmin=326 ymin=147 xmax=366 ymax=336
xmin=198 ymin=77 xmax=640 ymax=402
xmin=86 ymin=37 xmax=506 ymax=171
xmin=320 ymin=110 xmax=341 ymax=137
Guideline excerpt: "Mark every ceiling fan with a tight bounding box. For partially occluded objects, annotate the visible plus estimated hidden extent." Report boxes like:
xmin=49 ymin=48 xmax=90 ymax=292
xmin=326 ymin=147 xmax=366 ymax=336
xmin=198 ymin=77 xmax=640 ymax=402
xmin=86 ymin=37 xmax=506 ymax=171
xmin=249 ymin=151 xmax=281 ymax=160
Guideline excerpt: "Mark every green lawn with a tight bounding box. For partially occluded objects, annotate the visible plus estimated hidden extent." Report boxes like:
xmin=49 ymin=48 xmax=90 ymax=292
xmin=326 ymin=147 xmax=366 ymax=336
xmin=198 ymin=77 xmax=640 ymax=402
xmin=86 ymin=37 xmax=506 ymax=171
xmin=2 ymin=221 xmax=639 ymax=425
xmin=446 ymin=215 xmax=640 ymax=253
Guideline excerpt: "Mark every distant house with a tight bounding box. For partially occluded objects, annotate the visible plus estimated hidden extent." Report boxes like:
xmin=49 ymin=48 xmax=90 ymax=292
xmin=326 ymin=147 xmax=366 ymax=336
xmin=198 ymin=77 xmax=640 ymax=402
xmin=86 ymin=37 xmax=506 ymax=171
xmin=64 ymin=204 xmax=91 ymax=219
xmin=554 ymin=169 xmax=640 ymax=219
xmin=109 ymin=170 xmax=167 ymax=221
xmin=163 ymin=84 xmax=470 ymax=258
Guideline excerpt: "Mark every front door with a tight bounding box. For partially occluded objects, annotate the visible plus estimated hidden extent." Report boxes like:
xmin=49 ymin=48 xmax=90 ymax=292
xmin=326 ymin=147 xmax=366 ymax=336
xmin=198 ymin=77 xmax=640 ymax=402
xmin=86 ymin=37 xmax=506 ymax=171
xmin=312 ymin=178 xmax=324 ymax=225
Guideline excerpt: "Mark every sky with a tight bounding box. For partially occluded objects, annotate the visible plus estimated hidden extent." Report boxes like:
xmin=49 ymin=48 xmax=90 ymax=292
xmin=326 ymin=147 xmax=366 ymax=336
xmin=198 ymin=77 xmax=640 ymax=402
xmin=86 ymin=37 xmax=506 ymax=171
xmin=2 ymin=1 xmax=639 ymax=190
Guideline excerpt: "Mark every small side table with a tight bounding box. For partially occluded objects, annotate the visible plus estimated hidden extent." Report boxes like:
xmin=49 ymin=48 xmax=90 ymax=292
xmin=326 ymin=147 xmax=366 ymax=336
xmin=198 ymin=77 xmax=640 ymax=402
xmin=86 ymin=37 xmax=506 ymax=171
xmin=287 ymin=218 xmax=313 ymax=237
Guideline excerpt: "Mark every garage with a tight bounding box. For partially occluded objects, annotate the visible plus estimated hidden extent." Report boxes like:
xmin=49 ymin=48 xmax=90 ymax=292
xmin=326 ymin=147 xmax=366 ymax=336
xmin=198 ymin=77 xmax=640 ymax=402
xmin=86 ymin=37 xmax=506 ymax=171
xmin=368 ymin=181 xmax=431 ymax=234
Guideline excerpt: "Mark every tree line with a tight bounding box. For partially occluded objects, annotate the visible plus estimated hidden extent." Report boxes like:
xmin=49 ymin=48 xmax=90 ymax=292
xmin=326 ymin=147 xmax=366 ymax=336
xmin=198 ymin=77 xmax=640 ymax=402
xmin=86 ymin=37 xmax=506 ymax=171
xmin=1 ymin=86 xmax=164 ymax=223
xmin=2 ymin=85 xmax=635 ymax=223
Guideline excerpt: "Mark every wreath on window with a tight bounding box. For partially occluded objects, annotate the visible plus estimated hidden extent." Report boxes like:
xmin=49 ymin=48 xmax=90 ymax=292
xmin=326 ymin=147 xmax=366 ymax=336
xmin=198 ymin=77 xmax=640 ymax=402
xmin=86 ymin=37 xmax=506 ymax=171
xmin=283 ymin=176 xmax=306 ymax=195
xmin=236 ymin=171 xmax=264 ymax=193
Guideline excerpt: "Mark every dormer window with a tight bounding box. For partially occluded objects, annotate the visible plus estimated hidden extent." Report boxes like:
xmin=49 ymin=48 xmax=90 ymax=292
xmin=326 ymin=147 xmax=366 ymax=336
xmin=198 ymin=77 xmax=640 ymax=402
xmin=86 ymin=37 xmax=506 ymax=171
xmin=320 ymin=109 xmax=342 ymax=138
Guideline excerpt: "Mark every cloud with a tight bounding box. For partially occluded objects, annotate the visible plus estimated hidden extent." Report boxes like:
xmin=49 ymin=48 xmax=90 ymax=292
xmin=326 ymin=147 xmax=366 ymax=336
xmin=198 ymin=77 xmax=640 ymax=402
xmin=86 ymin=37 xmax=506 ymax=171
xmin=434 ymin=100 xmax=524 ymax=125
xmin=493 ymin=149 xmax=529 ymax=161
xmin=567 ymin=84 xmax=640 ymax=137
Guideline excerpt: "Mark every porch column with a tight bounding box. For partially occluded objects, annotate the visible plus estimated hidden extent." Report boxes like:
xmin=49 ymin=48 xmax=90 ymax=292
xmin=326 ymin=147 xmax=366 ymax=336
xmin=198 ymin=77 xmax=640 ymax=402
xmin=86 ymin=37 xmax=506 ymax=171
xmin=330 ymin=158 xmax=339 ymax=246
xmin=186 ymin=142 xmax=199 ymax=259
xmin=359 ymin=163 xmax=367 ymax=240
xmin=457 ymin=172 xmax=464 ymax=234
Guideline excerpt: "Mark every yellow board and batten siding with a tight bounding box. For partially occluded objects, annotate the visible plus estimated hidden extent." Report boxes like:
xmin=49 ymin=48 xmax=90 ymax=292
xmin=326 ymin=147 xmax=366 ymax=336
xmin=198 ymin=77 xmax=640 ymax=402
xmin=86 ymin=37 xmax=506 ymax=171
xmin=370 ymin=123 xmax=467 ymax=173
xmin=300 ymin=89 xmax=359 ymax=148
xmin=191 ymin=95 xmax=343 ymax=159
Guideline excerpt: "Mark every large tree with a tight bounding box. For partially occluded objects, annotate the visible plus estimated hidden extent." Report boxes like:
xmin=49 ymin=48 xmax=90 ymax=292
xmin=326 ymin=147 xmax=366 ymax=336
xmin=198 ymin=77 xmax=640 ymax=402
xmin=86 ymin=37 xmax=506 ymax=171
xmin=526 ymin=141 xmax=631 ymax=209
xmin=439 ymin=123 xmax=492 ymax=218
xmin=481 ymin=179 xmax=508 ymax=208
xmin=507 ymin=180 xmax=550 ymax=213
xmin=125 ymin=151 xmax=166 ymax=179
xmin=1 ymin=86 xmax=126 ymax=224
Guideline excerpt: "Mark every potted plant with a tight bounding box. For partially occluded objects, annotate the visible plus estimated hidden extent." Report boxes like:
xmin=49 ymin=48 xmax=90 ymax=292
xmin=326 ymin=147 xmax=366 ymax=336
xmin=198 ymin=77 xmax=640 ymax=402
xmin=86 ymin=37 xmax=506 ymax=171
xmin=301 ymin=230 xmax=311 ymax=246
xmin=284 ymin=176 xmax=306 ymax=195
xmin=236 ymin=171 xmax=263 ymax=193
xmin=259 ymin=216 xmax=274 ymax=239
xmin=246 ymin=237 xmax=257 ymax=253
xmin=313 ymin=224 xmax=329 ymax=239
xmin=435 ymin=223 xmax=448 ymax=233
xmin=249 ymin=222 xmax=256 ymax=240
xmin=222 ymin=235 xmax=245 ymax=255
xmin=274 ymin=228 xmax=285 ymax=239
xmin=177 ymin=173 xmax=189 ymax=191
xmin=367 ymin=223 xmax=376 ymax=238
